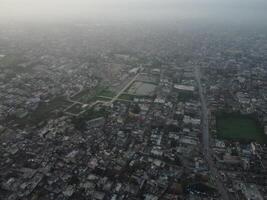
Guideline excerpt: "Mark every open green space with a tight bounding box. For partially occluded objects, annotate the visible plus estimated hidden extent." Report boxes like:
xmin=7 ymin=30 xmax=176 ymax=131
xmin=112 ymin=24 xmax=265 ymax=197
xmin=94 ymin=96 xmax=112 ymax=101
xmin=72 ymin=86 xmax=115 ymax=103
xmin=83 ymin=108 xmax=108 ymax=120
xmin=126 ymin=81 xmax=156 ymax=97
xmin=118 ymin=94 xmax=134 ymax=101
xmin=66 ymin=103 xmax=84 ymax=115
xmin=8 ymin=96 xmax=72 ymax=127
xmin=216 ymin=114 xmax=266 ymax=143
xmin=177 ymin=92 xmax=197 ymax=102
xmin=72 ymin=88 xmax=100 ymax=104
xmin=97 ymin=89 xmax=116 ymax=98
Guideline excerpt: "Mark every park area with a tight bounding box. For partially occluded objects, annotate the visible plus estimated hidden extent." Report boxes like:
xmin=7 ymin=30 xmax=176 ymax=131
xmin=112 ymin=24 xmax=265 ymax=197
xmin=71 ymin=86 xmax=115 ymax=104
xmin=216 ymin=114 xmax=266 ymax=144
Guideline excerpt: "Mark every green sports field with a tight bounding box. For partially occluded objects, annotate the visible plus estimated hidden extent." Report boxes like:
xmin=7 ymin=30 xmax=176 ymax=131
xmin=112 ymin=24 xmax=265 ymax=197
xmin=216 ymin=114 xmax=266 ymax=143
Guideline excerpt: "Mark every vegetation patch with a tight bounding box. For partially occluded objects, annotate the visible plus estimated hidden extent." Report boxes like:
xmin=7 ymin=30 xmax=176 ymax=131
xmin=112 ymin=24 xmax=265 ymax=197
xmin=95 ymin=96 xmax=112 ymax=101
xmin=8 ymin=96 xmax=72 ymax=127
xmin=118 ymin=94 xmax=134 ymax=101
xmin=83 ymin=108 xmax=108 ymax=120
xmin=216 ymin=113 xmax=266 ymax=143
xmin=72 ymin=86 xmax=109 ymax=103
xmin=65 ymin=103 xmax=84 ymax=115
xmin=67 ymin=86 xmax=115 ymax=115
xmin=97 ymin=89 xmax=116 ymax=98
xmin=177 ymin=92 xmax=197 ymax=102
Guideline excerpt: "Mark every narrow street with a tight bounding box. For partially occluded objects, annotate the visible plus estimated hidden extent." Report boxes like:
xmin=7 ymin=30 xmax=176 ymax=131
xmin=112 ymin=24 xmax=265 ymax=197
xmin=194 ymin=66 xmax=230 ymax=200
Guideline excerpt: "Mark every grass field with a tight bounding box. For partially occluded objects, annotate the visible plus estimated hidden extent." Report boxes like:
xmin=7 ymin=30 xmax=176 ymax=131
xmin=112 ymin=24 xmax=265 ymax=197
xmin=216 ymin=114 xmax=266 ymax=143
xmin=118 ymin=94 xmax=134 ymax=101
xmin=72 ymin=86 xmax=115 ymax=104
xmin=97 ymin=89 xmax=116 ymax=98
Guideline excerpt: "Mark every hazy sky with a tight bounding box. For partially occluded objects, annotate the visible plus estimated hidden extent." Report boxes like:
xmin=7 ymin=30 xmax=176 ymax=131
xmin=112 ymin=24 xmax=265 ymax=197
xmin=1 ymin=0 xmax=266 ymax=23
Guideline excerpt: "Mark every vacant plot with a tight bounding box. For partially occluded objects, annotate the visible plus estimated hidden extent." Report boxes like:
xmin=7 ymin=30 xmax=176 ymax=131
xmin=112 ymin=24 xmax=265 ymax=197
xmin=127 ymin=81 xmax=156 ymax=96
xmin=137 ymin=74 xmax=159 ymax=84
xmin=216 ymin=114 xmax=266 ymax=143
xmin=97 ymin=89 xmax=116 ymax=98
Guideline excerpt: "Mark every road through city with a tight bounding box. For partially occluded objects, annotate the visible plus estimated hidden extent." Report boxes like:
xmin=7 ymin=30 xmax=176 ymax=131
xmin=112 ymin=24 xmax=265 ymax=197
xmin=194 ymin=66 xmax=230 ymax=200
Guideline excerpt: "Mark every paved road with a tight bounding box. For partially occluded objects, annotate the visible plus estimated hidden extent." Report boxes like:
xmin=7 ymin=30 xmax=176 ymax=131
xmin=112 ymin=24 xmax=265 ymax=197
xmin=194 ymin=67 xmax=209 ymax=152
xmin=194 ymin=66 xmax=230 ymax=200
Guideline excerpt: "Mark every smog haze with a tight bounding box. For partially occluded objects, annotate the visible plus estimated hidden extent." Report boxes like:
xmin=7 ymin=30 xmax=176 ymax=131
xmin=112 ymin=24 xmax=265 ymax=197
xmin=1 ymin=0 xmax=267 ymax=25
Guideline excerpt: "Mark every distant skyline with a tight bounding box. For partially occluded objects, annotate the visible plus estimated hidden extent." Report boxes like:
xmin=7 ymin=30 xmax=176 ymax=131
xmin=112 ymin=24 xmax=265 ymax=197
xmin=1 ymin=0 xmax=267 ymax=24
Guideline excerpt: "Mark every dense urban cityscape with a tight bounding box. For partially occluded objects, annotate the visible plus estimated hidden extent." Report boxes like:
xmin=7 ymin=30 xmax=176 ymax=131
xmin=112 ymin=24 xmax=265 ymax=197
xmin=1 ymin=0 xmax=267 ymax=200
